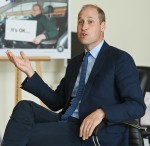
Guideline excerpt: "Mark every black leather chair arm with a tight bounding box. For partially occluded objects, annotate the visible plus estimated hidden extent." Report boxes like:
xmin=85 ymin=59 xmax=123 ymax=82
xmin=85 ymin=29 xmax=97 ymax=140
xmin=92 ymin=120 xmax=146 ymax=146
xmin=93 ymin=120 xmax=106 ymax=136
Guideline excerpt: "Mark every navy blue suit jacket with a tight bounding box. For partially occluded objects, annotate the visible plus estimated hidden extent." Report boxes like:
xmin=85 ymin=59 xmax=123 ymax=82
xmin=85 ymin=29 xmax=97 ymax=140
xmin=22 ymin=41 xmax=146 ymax=146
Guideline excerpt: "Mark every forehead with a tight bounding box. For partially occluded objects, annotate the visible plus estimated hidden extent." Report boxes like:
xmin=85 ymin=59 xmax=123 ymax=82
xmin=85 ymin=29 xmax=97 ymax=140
xmin=78 ymin=6 xmax=99 ymax=19
xmin=33 ymin=5 xmax=40 ymax=10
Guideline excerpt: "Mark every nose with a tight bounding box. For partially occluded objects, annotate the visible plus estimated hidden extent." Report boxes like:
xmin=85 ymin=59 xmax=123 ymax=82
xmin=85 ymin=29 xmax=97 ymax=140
xmin=81 ymin=22 xmax=88 ymax=30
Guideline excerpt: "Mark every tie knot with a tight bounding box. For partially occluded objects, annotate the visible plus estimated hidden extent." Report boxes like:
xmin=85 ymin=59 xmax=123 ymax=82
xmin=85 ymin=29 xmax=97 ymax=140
xmin=85 ymin=51 xmax=90 ymax=57
xmin=84 ymin=52 xmax=90 ymax=60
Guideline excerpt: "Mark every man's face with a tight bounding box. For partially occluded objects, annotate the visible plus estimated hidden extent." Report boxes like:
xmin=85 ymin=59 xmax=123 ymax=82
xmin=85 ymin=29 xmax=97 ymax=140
xmin=32 ymin=5 xmax=41 ymax=16
xmin=77 ymin=7 xmax=105 ymax=50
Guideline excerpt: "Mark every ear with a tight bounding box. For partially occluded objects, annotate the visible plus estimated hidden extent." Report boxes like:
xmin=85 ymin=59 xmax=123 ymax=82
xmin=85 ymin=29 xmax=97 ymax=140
xmin=100 ymin=21 xmax=106 ymax=32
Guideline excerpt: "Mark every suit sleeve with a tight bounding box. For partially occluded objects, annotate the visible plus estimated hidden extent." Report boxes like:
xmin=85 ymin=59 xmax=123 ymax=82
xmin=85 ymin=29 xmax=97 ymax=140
xmin=102 ymin=52 xmax=146 ymax=123
xmin=21 ymin=72 xmax=66 ymax=111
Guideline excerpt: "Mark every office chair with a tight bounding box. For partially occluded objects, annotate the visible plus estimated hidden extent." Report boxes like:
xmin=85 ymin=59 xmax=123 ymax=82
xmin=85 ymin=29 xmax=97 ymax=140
xmin=92 ymin=68 xmax=148 ymax=146
xmin=137 ymin=66 xmax=150 ymax=144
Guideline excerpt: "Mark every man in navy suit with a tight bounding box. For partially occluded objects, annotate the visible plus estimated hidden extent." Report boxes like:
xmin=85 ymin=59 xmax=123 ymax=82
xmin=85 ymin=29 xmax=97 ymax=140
xmin=2 ymin=4 xmax=146 ymax=146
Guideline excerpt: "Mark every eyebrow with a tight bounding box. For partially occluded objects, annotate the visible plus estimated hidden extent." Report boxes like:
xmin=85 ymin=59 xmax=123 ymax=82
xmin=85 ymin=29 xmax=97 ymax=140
xmin=78 ymin=16 xmax=94 ymax=20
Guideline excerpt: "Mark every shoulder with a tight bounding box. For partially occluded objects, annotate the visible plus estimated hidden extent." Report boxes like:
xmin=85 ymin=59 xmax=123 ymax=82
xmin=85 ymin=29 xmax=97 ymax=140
xmin=38 ymin=14 xmax=47 ymax=20
xmin=101 ymin=42 xmax=136 ymax=70
xmin=105 ymin=43 xmax=134 ymax=63
xmin=107 ymin=45 xmax=137 ymax=73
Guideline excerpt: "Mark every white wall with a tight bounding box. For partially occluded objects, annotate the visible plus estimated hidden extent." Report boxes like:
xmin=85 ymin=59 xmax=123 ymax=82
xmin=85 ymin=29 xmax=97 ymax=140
xmin=70 ymin=0 xmax=150 ymax=66
xmin=1 ymin=0 xmax=150 ymax=138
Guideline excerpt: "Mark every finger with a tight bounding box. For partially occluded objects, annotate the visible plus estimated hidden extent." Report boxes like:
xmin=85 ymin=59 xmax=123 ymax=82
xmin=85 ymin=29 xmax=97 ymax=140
xmin=80 ymin=120 xmax=92 ymax=140
xmin=85 ymin=122 xmax=94 ymax=138
xmin=82 ymin=121 xmax=91 ymax=140
xmin=12 ymin=56 xmax=20 ymax=68
xmin=20 ymin=51 xmax=28 ymax=61
xmin=32 ymin=38 xmax=36 ymax=44
xmin=88 ymin=122 xmax=97 ymax=137
xmin=6 ymin=51 xmax=12 ymax=62
xmin=80 ymin=120 xmax=87 ymax=138
xmin=33 ymin=40 xmax=38 ymax=44
xmin=80 ymin=122 xmax=84 ymax=138
xmin=34 ymin=40 xmax=40 ymax=44
xmin=11 ymin=53 xmax=24 ymax=69
xmin=6 ymin=50 xmax=15 ymax=63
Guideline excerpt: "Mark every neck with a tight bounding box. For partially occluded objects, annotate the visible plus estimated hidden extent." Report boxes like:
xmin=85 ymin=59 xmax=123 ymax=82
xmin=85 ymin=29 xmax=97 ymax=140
xmin=84 ymin=33 xmax=104 ymax=51
xmin=84 ymin=39 xmax=104 ymax=51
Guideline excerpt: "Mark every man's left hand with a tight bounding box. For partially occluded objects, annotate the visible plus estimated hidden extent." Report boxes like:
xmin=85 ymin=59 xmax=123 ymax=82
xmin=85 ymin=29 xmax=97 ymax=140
xmin=80 ymin=108 xmax=105 ymax=140
xmin=33 ymin=34 xmax=46 ymax=44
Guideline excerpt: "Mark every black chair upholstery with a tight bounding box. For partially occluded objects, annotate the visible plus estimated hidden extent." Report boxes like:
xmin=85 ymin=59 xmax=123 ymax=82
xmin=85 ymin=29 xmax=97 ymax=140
xmin=137 ymin=67 xmax=150 ymax=143
xmin=129 ymin=127 xmax=144 ymax=146
xmin=138 ymin=69 xmax=148 ymax=96
xmin=129 ymin=69 xmax=148 ymax=146
xmin=92 ymin=68 xmax=148 ymax=146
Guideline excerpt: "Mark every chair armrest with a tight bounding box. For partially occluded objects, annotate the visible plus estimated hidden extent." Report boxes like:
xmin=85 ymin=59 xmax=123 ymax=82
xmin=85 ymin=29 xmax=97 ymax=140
xmin=93 ymin=120 xmax=146 ymax=136
xmin=141 ymin=126 xmax=150 ymax=137
xmin=93 ymin=120 xmax=106 ymax=136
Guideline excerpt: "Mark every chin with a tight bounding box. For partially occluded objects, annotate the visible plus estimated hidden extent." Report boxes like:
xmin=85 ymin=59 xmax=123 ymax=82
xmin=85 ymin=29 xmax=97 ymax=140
xmin=81 ymin=41 xmax=89 ymax=46
xmin=78 ymin=38 xmax=87 ymax=44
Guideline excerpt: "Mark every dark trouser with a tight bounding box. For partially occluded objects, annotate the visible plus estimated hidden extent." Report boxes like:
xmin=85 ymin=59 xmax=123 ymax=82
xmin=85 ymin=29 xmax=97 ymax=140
xmin=1 ymin=100 xmax=82 ymax=146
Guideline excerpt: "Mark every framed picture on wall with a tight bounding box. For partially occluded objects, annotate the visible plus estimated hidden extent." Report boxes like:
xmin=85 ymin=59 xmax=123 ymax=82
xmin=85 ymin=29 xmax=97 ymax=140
xmin=0 ymin=0 xmax=70 ymax=59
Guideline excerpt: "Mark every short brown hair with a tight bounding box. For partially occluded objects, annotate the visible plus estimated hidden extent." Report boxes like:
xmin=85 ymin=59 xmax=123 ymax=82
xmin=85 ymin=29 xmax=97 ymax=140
xmin=78 ymin=4 xmax=106 ymax=23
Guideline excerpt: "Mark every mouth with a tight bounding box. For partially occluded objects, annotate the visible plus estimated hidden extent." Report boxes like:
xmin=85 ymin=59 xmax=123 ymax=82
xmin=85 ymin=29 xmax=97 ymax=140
xmin=80 ymin=32 xmax=87 ymax=38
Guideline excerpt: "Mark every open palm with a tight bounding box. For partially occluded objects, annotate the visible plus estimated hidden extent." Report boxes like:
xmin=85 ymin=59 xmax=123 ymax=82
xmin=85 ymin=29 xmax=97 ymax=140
xmin=6 ymin=50 xmax=34 ymax=77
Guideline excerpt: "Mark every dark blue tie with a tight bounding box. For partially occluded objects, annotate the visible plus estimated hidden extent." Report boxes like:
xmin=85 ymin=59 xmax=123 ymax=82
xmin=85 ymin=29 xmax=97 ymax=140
xmin=61 ymin=52 xmax=90 ymax=121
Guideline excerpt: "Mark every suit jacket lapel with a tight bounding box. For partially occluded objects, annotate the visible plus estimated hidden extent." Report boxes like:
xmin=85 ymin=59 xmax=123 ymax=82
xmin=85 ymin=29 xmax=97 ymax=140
xmin=83 ymin=41 xmax=110 ymax=99
xmin=67 ymin=53 xmax=84 ymax=98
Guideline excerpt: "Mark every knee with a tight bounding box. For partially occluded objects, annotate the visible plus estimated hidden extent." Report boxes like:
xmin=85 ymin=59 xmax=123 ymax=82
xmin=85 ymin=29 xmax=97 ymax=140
xmin=16 ymin=100 xmax=30 ymax=106
xmin=12 ymin=100 xmax=34 ymax=116
xmin=14 ymin=100 xmax=33 ymax=110
xmin=11 ymin=100 xmax=35 ymax=123
xmin=17 ymin=100 xmax=34 ymax=106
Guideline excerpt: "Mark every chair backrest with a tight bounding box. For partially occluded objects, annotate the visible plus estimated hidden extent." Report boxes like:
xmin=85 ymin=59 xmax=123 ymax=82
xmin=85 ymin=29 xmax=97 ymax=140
xmin=129 ymin=69 xmax=148 ymax=146
xmin=137 ymin=67 xmax=150 ymax=142
xmin=138 ymin=69 xmax=148 ymax=96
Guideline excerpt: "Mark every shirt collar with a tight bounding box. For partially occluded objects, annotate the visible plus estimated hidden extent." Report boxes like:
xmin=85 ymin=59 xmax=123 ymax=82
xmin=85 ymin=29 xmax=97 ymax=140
xmin=85 ymin=40 xmax=104 ymax=59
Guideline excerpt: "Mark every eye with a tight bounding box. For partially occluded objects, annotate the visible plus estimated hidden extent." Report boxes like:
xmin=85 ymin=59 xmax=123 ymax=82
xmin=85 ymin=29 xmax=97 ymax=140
xmin=78 ymin=20 xmax=84 ymax=25
xmin=87 ymin=20 xmax=94 ymax=24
